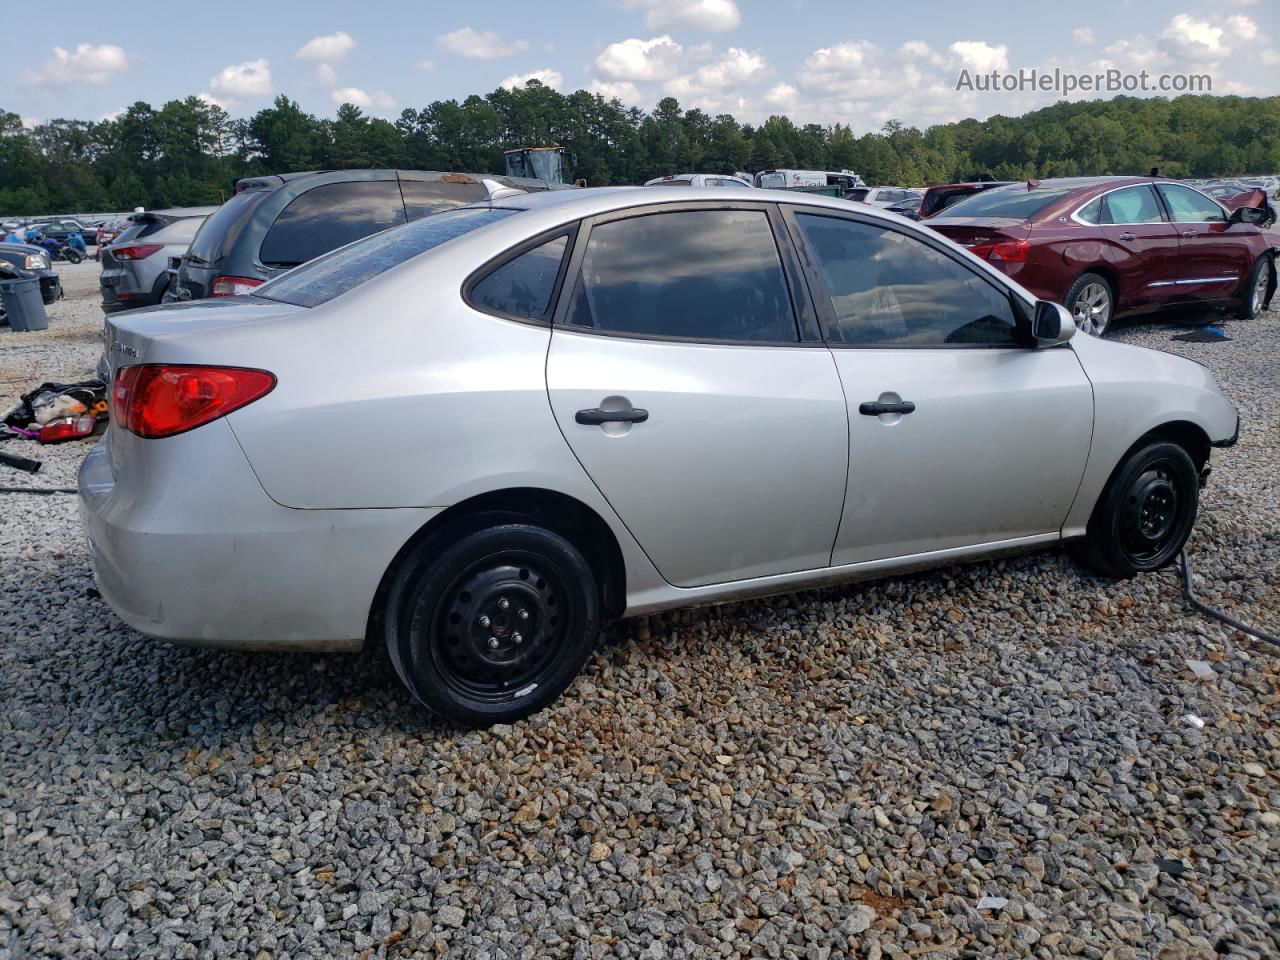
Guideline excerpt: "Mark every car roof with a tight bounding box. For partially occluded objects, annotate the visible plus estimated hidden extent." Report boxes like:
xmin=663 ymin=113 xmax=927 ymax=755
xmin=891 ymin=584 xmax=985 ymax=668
xmin=0 ymin=243 xmax=46 ymax=256
xmin=487 ymin=185 xmax=913 ymax=220
xmin=130 ymin=206 xmax=220 ymax=221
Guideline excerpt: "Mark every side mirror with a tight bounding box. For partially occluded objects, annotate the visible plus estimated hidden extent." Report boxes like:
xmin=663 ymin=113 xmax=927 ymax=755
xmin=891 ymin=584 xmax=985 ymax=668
xmin=1228 ymin=205 xmax=1266 ymax=226
xmin=1031 ymin=299 xmax=1076 ymax=346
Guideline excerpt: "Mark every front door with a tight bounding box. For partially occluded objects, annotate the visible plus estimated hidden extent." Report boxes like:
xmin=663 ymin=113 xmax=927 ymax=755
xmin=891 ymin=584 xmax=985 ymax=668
xmin=1155 ymin=182 xmax=1255 ymax=303
xmin=546 ymin=205 xmax=849 ymax=588
xmin=785 ymin=208 xmax=1094 ymax=565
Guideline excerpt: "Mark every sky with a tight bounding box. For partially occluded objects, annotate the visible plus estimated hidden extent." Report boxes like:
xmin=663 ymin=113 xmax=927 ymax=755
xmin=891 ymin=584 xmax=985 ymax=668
xmin=6 ymin=0 xmax=1279 ymax=132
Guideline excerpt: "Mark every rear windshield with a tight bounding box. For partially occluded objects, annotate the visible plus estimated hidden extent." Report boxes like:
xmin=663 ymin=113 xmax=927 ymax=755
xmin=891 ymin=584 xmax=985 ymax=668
xmin=939 ymin=184 xmax=1082 ymax=220
xmin=254 ymin=207 xmax=515 ymax=308
xmin=185 ymin=189 xmax=271 ymax=265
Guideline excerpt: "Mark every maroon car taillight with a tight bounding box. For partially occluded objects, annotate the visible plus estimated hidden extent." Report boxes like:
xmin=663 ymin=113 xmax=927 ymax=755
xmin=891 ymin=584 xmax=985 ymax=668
xmin=970 ymin=239 xmax=1030 ymax=262
xmin=210 ymin=275 xmax=264 ymax=297
xmin=113 ymin=364 xmax=276 ymax=439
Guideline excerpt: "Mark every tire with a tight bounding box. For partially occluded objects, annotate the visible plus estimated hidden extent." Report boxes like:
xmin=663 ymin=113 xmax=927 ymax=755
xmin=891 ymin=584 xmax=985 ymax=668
xmin=384 ymin=518 xmax=600 ymax=725
xmin=64 ymin=249 xmax=84 ymax=264
xmin=1072 ymin=440 xmax=1199 ymax=578
xmin=1064 ymin=272 xmax=1115 ymax=337
xmin=1236 ymin=253 xmax=1273 ymax=320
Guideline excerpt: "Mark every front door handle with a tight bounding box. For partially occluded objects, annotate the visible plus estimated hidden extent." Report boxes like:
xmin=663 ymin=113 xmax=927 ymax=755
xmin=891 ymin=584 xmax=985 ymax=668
xmin=1182 ymin=231 xmax=1196 ymax=239
xmin=575 ymin=407 xmax=649 ymax=425
xmin=858 ymin=400 xmax=916 ymax=416
xmin=1118 ymin=232 xmax=1136 ymax=241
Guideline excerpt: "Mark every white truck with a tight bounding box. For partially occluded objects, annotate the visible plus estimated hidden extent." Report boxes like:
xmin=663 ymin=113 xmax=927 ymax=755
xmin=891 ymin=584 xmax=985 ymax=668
xmin=754 ymin=169 xmax=866 ymax=192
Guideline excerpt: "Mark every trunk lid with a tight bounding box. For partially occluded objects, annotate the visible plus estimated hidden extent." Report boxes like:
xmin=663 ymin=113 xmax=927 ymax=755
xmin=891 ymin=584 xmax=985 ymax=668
xmin=925 ymin=217 xmax=1032 ymax=248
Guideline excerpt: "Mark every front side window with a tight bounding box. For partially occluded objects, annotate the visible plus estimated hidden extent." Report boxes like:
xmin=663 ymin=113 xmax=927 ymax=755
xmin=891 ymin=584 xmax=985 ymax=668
xmin=1101 ymin=186 xmax=1165 ymax=224
xmin=563 ymin=209 xmax=797 ymax=342
xmin=794 ymin=213 xmax=1019 ymax=347
xmin=1156 ymin=183 xmax=1227 ymax=223
xmin=259 ymin=180 xmax=406 ymax=268
xmin=470 ymin=235 xmax=569 ymax=320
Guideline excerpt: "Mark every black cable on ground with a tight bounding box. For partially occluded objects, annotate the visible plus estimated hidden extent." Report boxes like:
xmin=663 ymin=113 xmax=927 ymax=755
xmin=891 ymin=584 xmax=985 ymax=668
xmin=1179 ymin=548 xmax=1280 ymax=649
xmin=0 ymin=487 xmax=79 ymax=495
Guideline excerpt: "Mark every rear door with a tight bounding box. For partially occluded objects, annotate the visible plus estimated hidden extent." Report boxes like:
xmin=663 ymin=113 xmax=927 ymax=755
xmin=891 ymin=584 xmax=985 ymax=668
xmin=1155 ymin=182 xmax=1255 ymax=302
xmin=1087 ymin=185 xmax=1182 ymax=308
xmin=545 ymin=202 xmax=849 ymax=588
xmin=785 ymin=207 xmax=1093 ymax=564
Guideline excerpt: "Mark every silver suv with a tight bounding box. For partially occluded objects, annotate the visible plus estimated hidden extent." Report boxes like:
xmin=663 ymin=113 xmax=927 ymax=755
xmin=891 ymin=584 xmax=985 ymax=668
xmin=99 ymin=207 xmax=216 ymax=313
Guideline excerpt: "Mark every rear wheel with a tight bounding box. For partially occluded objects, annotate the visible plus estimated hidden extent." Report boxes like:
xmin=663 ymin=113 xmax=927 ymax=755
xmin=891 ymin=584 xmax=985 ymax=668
xmin=1073 ymin=440 xmax=1198 ymax=578
xmin=384 ymin=518 xmax=599 ymax=725
xmin=1236 ymin=253 xmax=1273 ymax=320
xmin=1065 ymin=272 xmax=1114 ymax=336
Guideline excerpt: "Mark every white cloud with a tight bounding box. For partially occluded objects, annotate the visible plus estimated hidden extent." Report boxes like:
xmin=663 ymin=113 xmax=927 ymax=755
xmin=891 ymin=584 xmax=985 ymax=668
xmin=197 ymin=91 xmax=229 ymax=110
xmin=1159 ymin=14 xmax=1229 ymax=61
xmin=622 ymin=0 xmax=741 ymax=32
xmin=98 ymin=108 xmax=125 ymax=123
xmin=1100 ymin=36 xmax=1162 ymax=67
xmin=948 ymin=40 xmax=1009 ymax=73
xmin=1072 ymin=27 xmax=1095 ymax=45
xmin=1262 ymin=49 xmax=1280 ymax=66
xmin=208 ymin=58 xmax=272 ymax=104
xmin=594 ymin=35 xmax=685 ymax=82
xmin=899 ymin=41 xmax=946 ymax=67
xmin=295 ymin=31 xmax=355 ymax=63
xmin=330 ymin=87 xmax=396 ymax=110
xmin=313 ymin=63 xmax=337 ymax=86
xmin=500 ymin=68 xmax=564 ymax=90
xmin=590 ymin=79 xmax=643 ymax=102
xmin=21 ymin=116 xmax=41 ymax=129
xmin=21 ymin=43 xmax=129 ymax=87
xmin=438 ymin=27 xmax=529 ymax=59
xmin=666 ymin=47 xmax=768 ymax=99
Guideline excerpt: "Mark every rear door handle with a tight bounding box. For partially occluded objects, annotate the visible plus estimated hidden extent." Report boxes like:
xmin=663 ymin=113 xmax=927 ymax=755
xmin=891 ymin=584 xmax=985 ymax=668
xmin=858 ymin=400 xmax=916 ymax=416
xmin=1182 ymin=231 xmax=1196 ymax=239
xmin=1118 ymin=232 xmax=1136 ymax=241
xmin=575 ymin=407 xmax=649 ymax=425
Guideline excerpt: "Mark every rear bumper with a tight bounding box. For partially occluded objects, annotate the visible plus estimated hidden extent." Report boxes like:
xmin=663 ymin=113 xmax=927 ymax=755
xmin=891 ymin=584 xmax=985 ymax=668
xmin=78 ymin=425 xmax=441 ymax=651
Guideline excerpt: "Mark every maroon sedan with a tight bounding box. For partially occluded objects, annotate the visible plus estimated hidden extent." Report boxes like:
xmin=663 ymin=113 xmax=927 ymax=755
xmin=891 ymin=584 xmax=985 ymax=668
xmin=928 ymin=177 xmax=1275 ymax=335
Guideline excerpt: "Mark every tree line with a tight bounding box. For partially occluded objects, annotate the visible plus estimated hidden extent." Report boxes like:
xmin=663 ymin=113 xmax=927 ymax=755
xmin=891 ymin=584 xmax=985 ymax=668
xmin=2 ymin=84 xmax=1278 ymax=216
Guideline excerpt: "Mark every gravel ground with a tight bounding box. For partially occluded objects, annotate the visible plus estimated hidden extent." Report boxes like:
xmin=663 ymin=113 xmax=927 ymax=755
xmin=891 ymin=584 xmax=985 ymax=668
xmin=1 ymin=262 xmax=1277 ymax=960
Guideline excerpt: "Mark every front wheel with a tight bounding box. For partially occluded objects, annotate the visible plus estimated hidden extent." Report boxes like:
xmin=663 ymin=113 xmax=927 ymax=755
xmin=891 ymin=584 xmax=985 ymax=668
xmin=385 ymin=520 xmax=600 ymax=725
xmin=1065 ymin=272 xmax=1114 ymax=336
xmin=64 ymin=249 xmax=84 ymax=264
xmin=1073 ymin=440 xmax=1199 ymax=578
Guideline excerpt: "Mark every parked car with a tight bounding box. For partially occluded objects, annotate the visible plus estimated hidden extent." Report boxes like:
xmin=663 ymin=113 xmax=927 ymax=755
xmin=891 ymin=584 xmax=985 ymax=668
xmin=0 ymin=243 xmax=60 ymax=325
xmin=643 ymin=174 xmax=753 ymax=188
xmin=846 ymin=187 xmax=924 ymax=207
xmin=100 ymin=207 xmax=217 ymax=313
xmin=84 ymin=186 xmax=1239 ymax=724
xmin=919 ymin=180 xmax=1015 ymax=219
xmin=754 ymin=169 xmax=866 ymax=191
xmin=927 ymin=177 xmax=1275 ymax=335
xmin=27 ymin=218 xmax=94 ymax=246
xmin=172 ymin=169 xmax=565 ymax=303
xmin=883 ymin=195 xmax=924 ymax=220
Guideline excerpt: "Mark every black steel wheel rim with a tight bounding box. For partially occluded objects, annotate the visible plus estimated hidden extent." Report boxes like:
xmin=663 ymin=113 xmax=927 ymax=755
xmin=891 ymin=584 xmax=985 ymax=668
xmin=431 ymin=552 xmax=569 ymax=703
xmin=1119 ymin=459 xmax=1189 ymax=565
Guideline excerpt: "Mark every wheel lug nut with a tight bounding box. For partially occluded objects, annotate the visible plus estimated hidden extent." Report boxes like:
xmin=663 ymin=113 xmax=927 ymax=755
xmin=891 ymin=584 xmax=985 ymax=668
xmin=513 ymin=632 xmax=523 ymax=644
xmin=518 ymin=609 xmax=529 ymax=621
xmin=478 ymin=615 xmax=491 ymax=628
xmin=487 ymin=637 xmax=499 ymax=649
xmin=498 ymin=598 xmax=510 ymax=611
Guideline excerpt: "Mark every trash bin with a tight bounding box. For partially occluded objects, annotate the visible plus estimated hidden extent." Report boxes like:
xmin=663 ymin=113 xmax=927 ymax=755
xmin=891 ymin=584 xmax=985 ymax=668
xmin=0 ymin=277 xmax=49 ymax=332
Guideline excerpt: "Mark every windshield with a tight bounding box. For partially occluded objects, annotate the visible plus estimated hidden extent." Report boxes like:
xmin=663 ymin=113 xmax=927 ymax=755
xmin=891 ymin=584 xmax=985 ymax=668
xmin=940 ymin=184 xmax=1084 ymax=220
xmin=185 ymin=189 xmax=271 ymax=265
xmin=254 ymin=206 xmax=515 ymax=308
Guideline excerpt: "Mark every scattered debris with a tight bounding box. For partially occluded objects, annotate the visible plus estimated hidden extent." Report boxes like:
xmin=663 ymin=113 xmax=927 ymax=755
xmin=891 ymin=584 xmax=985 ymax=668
xmin=976 ymin=895 xmax=1008 ymax=911
xmin=1181 ymin=713 xmax=1206 ymax=729
xmin=1172 ymin=324 xmax=1231 ymax=343
xmin=1185 ymin=659 xmax=1216 ymax=681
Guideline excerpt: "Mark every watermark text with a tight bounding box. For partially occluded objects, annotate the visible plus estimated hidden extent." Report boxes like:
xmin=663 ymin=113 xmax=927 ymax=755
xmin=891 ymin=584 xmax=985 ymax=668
xmin=956 ymin=67 xmax=1212 ymax=96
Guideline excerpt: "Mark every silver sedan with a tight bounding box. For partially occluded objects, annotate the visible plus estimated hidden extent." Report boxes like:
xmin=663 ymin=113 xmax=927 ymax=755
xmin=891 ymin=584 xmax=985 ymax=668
xmin=80 ymin=187 xmax=1240 ymax=724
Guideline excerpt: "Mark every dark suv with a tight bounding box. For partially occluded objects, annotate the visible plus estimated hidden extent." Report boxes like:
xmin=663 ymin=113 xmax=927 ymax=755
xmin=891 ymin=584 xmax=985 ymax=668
xmin=174 ymin=169 xmax=565 ymax=301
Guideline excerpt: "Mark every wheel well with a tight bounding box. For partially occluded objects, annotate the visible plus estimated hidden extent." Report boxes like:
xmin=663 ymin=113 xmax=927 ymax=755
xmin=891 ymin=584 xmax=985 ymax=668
xmin=1137 ymin=420 xmax=1211 ymax=470
xmin=1077 ymin=264 xmax=1120 ymax=303
xmin=364 ymin=488 xmax=628 ymax=646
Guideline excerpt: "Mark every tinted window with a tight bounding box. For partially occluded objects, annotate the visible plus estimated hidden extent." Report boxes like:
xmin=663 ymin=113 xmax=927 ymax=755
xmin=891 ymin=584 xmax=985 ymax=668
xmin=847 ymin=188 xmax=871 ymax=201
xmin=1156 ymin=183 xmax=1227 ymax=223
xmin=940 ymin=184 xmax=1081 ymax=220
xmin=259 ymin=180 xmax=406 ymax=267
xmin=186 ymin=189 xmax=272 ymax=265
xmin=720 ymin=179 xmax=750 ymax=188
xmin=256 ymin=208 xmax=514 ymax=308
xmin=1102 ymin=186 xmax=1165 ymax=224
xmin=564 ymin=209 xmax=796 ymax=342
xmin=152 ymin=218 xmax=207 ymax=243
xmin=470 ymin=235 xmax=568 ymax=320
xmin=1076 ymin=197 xmax=1103 ymax=224
xmin=401 ymin=178 xmax=488 ymax=221
xmin=795 ymin=214 xmax=1018 ymax=347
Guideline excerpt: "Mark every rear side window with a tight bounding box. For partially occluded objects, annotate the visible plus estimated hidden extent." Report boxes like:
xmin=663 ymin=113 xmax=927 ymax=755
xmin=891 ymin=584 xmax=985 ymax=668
xmin=259 ymin=180 xmax=406 ymax=268
xmin=795 ymin=213 xmax=1018 ymax=347
xmin=563 ymin=209 xmax=797 ymax=342
xmin=152 ymin=218 xmax=206 ymax=243
xmin=255 ymin=207 xmax=514 ymax=308
xmin=401 ymin=178 xmax=488 ymax=221
xmin=469 ymin=235 xmax=569 ymax=320
xmin=1102 ymin=186 xmax=1164 ymax=224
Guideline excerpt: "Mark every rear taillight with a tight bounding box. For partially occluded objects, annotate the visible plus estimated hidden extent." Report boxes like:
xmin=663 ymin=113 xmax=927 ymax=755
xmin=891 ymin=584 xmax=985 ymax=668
xmin=970 ymin=239 xmax=1030 ymax=262
xmin=210 ymin=275 xmax=264 ymax=297
xmin=111 ymin=244 xmax=164 ymax=261
xmin=40 ymin=415 xmax=97 ymax=444
xmin=113 ymin=364 xmax=276 ymax=439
